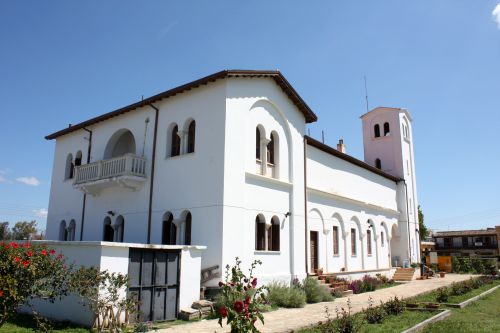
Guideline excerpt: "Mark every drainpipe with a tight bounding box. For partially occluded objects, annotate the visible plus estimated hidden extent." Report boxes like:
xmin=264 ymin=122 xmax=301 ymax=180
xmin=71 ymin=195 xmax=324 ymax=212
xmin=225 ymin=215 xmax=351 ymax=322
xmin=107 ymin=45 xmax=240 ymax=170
xmin=146 ymin=104 xmax=159 ymax=244
xmin=303 ymin=137 xmax=309 ymax=275
xmin=403 ymin=180 xmax=412 ymax=264
xmin=79 ymin=127 xmax=92 ymax=241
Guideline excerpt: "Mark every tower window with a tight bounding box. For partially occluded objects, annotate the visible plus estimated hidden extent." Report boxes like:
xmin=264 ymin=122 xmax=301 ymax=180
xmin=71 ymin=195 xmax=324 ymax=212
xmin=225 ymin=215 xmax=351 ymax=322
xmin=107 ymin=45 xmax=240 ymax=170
xmin=256 ymin=127 xmax=261 ymax=160
xmin=170 ymin=125 xmax=181 ymax=157
xmin=267 ymin=133 xmax=275 ymax=165
xmin=375 ymin=158 xmax=382 ymax=169
xmin=374 ymin=124 xmax=380 ymax=138
xmin=187 ymin=120 xmax=196 ymax=154
xmin=384 ymin=122 xmax=390 ymax=136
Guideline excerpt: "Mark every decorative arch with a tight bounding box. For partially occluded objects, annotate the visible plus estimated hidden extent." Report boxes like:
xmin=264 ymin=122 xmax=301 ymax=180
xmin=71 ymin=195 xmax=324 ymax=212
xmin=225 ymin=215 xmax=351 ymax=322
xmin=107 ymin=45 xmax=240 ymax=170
xmin=249 ymin=99 xmax=293 ymax=181
xmin=65 ymin=154 xmax=74 ymax=180
xmin=59 ymin=220 xmax=67 ymax=241
xmin=162 ymin=212 xmax=176 ymax=245
xmin=309 ymin=208 xmax=327 ymax=234
xmin=380 ymin=221 xmax=390 ymax=244
xmin=103 ymin=217 xmax=113 ymax=242
xmin=115 ymin=215 xmax=124 ymax=242
xmin=103 ymin=129 xmax=136 ymax=159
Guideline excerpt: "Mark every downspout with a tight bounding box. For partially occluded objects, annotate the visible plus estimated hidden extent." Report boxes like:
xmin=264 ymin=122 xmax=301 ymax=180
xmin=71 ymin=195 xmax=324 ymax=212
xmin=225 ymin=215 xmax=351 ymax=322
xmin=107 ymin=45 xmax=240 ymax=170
xmin=403 ymin=180 xmax=412 ymax=263
xmin=79 ymin=127 xmax=92 ymax=241
xmin=146 ymin=104 xmax=159 ymax=244
xmin=303 ymin=137 xmax=309 ymax=275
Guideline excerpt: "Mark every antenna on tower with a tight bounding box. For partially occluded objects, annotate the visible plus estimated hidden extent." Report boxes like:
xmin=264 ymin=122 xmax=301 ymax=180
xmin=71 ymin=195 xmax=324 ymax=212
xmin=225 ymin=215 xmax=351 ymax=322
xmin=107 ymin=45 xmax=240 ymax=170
xmin=364 ymin=75 xmax=369 ymax=112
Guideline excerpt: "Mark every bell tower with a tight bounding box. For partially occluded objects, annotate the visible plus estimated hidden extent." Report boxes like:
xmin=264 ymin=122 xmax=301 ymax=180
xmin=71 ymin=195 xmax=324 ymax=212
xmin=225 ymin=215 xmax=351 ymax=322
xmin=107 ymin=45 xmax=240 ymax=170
xmin=361 ymin=107 xmax=420 ymax=263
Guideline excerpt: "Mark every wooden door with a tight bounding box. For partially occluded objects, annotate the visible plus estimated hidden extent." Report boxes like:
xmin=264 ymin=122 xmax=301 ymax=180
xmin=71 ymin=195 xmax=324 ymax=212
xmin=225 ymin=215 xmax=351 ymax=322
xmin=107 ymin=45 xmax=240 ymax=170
xmin=310 ymin=231 xmax=318 ymax=273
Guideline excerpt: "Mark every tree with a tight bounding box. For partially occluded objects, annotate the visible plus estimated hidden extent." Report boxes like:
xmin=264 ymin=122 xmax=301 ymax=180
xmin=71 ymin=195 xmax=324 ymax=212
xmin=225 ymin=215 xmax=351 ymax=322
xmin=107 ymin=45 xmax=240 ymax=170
xmin=10 ymin=221 xmax=37 ymax=240
xmin=0 ymin=223 xmax=9 ymax=240
xmin=418 ymin=205 xmax=428 ymax=239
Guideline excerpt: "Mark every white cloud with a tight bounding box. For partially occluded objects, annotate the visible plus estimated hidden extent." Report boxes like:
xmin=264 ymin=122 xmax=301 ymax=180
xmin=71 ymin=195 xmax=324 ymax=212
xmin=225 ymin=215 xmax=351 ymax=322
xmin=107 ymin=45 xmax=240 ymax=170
xmin=493 ymin=3 xmax=500 ymax=28
xmin=33 ymin=208 xmax=48 ymax=218
xmin=16 ymin=176 xmax=40 ymax=186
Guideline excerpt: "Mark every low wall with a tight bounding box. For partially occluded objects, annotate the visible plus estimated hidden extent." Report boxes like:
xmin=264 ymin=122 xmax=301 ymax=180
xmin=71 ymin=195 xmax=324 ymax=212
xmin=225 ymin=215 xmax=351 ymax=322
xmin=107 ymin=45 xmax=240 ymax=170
xmin=23 ymin=241 xmax=205 ymax=327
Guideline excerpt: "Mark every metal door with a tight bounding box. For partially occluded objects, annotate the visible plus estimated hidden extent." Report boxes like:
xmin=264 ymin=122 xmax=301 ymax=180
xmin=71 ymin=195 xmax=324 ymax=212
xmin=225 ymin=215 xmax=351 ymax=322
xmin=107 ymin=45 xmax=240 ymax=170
xmin=128 ymin=248 xmax=180 ymax=322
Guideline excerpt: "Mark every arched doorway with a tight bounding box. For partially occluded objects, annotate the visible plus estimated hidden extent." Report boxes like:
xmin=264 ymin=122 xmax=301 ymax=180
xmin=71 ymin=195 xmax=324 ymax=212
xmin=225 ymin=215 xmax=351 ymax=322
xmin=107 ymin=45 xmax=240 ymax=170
xmin=104 ymin=129 xmax=137 ymax=159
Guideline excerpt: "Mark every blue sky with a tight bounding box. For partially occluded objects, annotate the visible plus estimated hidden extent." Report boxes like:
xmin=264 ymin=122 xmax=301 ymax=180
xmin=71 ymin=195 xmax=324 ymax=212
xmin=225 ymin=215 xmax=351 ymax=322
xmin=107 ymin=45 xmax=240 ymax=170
xmin=1 ymin=1 xmax=500 ymax=233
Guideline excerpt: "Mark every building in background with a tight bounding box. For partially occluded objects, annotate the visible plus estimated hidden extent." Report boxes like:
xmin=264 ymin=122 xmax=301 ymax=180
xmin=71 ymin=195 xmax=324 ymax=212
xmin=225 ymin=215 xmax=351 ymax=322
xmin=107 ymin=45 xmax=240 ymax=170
xmin=432 ymin=226 xmax=500 ymax=258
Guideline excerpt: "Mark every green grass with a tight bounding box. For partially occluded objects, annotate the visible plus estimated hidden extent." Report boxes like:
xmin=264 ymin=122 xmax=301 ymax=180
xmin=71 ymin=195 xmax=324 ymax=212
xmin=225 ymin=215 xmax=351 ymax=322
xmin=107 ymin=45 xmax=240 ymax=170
xmin=297 ymin=309 xmax=437 ymax=333
xmin=410 ymin=279 xmax=500 ymax=304
xmin=421 ymin=287 xmax=500 ymax=333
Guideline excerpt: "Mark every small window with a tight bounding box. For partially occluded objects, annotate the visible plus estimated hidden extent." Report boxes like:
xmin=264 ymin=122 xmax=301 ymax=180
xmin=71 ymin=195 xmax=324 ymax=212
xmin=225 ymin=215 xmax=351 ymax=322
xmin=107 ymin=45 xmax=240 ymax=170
xmin=383 ymin=122 xmax=390 ymax=136
xmin=59 ymin=220 xmax=67 ymax=241
xmin=267 ymin=133 xmax=275 ymax=165
xmin=185 ymin=212 xmax=192 ymax=245
xmin=68 ymin=220 xmax=76 ymax=241
xmin=351 ymin=228 xmax=357 ymax=256
xmin=269 ymin=216 xmax=280 ymax=251
xmin=333 ymin=226 xmax=339 ymax=255
xmin=375 ymin=158 xmax=382 ymax=169
xmin=381 ymin=231 xmax=385 ymax=246
xmin=115 ymin=215 xmax=124 ymax=242
xmin=374 ymin=124 xmax=380 ymax=138
xmin=187 ymin=120 xmax=196 ymax=154
xmin=367 ymin=229 xmax=372 ymax=255
xmin=256 ymin=127 xmax=261 ymax=160
xmin=171 ymin=125 xmax=181 ymax=157
xmin=255 ymin=215 xmax=265 ymax=251
xmin=162 ymin=213 xmax=176 ymax=245
xmin=103 ymin=217 xmax=114 ymax=242
xmin=75 ymin=151 xmax=82 ymax=167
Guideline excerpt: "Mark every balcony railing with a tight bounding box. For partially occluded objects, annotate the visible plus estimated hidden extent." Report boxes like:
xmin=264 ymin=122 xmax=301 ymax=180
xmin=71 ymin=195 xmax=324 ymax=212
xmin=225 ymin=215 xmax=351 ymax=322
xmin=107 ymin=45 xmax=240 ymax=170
xmin=74 ymin=153 xmax=147 ymax=185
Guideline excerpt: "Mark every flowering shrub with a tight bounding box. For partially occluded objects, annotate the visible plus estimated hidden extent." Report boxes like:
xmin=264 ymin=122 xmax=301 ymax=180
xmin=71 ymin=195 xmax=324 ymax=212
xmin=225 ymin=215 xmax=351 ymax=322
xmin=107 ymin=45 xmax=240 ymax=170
xmin=383 ymin=296 xmax=405 ymax=316
xmin=216 ymin=257 xmax=268 ymax=333
xmin=0 ymin=242 xmax=71 ymax=329
xmin=363 ymin=296 xmax=385 ymax=324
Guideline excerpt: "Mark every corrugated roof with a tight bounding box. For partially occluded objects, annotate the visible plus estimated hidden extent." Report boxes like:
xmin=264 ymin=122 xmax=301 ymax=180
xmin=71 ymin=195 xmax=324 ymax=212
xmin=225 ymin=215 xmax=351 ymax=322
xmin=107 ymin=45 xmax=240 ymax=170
xmin=45 ymin=70 xmax=318 ymax=140
xmin=434 ymin=229 xmax=497 ymax=237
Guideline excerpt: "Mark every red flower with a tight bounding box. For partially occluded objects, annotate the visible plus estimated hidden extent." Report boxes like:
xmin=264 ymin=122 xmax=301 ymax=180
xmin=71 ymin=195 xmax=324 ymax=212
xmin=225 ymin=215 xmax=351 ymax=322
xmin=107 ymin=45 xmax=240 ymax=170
xmin=27 ymin=251 xmax=33 ymax=257
xmin=218 ymin=281 xmax=224 ymax=287
xmin=41 ymin=249 xmax=47 ymax=256
xmin=50 ymin=249 xmax=56 ymax=255
xmin=57 ymin=254 xmax=63 ymax=259
xmin=23 ymin=243 xmax=30 ymax=248
xmin=3 ymin=244 xmax=9 ymax=249
xmin=0 ymin=290 xmax=3 ymax=297
xmin=11 ymin=242 xmax=19 ymax=249
xmin=219 ymin=306 xmax=228 ymax=318
xmin=14 ymin=256 xmax=21 ymax=263
xmin=23 ymin=260 xmax=29 ymax=267
xmin=251 ymin=278 xmax=258 ymax=288
xmin=233 ymin=300 xmax=244 ymax=313
xmin=245 ymin=296 xmax=251 ymax=305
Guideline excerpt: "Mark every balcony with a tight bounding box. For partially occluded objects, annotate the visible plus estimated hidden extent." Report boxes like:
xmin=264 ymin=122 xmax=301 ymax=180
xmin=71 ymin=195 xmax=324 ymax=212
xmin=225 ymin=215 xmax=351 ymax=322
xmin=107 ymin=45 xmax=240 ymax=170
xmin=74 ymin=153 xmax=147 ymax=195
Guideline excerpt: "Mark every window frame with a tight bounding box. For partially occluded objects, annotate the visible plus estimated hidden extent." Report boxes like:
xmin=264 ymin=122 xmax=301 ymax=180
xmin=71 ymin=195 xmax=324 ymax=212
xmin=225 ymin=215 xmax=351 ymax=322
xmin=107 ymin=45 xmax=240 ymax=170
xmin=333 ymin=226 xmax=339 ymax=255
xmin=351 ymin=228 xmax=357 ymax=256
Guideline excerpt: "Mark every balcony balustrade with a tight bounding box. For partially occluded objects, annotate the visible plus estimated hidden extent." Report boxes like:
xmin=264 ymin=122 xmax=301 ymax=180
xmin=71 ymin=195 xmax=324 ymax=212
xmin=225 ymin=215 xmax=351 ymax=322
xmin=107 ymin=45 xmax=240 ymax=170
xmin=73 ymin=153 xmax=147 ymax=195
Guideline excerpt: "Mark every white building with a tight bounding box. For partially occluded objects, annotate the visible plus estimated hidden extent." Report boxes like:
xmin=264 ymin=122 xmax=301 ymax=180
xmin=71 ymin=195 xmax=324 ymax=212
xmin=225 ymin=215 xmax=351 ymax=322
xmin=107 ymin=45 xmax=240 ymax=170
xmin=44 ymin=70 xmax=420 ymax=320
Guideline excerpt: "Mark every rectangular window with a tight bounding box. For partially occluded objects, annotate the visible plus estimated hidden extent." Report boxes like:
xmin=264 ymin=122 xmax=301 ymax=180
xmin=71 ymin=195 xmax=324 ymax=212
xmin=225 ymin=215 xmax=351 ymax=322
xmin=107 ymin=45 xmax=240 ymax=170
xmin=381 ymin=231 xmax=385 ymax=246
xmin=452 ymin=237 xmax=462 ymax=248
xmin=333 ymin=226 xmax=339 ymax=255
xmin=367 ymin=230 xmax=372 ymax=255
xmin=351 ymin=228 xmax=356 ymax=256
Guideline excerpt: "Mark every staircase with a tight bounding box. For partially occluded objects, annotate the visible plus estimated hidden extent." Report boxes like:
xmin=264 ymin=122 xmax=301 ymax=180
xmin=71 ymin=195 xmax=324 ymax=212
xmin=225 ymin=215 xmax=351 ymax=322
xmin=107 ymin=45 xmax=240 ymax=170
xmin=392 ymin=268 xmax=416 ymax=281
xmin=310 ymin=275 xmax=353 ymax=297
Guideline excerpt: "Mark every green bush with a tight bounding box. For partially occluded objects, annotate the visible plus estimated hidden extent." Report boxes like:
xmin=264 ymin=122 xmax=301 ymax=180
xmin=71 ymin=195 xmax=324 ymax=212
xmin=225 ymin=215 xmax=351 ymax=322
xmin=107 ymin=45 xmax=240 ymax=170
xmin=267 ymin=281 xmax=306 ymax=308
xmin=363 ymin=297 xmax=385 ymax=324
xmin=302 ymin=277 xmax=334 ymax=303
xmin=435 ymin=287 xmax=449 ymax=303
xmin=383 ymin=296 xmax=405 ymax=316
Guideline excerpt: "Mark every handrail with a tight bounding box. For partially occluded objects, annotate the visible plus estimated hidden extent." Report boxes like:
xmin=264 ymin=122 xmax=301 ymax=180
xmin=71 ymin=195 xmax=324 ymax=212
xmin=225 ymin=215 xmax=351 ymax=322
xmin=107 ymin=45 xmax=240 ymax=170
xmin=74 ymin=154 xmax=147 ymax=184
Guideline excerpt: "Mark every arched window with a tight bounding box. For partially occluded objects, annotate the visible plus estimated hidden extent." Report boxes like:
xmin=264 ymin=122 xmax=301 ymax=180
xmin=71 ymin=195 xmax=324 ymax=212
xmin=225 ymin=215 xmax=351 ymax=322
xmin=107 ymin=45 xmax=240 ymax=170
xmin=65 ymin=154 xmax=74 ymax=180
xmin=185 ymin=212 xmax=192 ymax=245
xmin=374 ymin=124 xmax=380 ymax=138
xmin=68 ymin=220 xmax=76 ymax=241
xmin=75 ymin=151 xmax=82 ymax=167
xmin=383 ymin=122 xmax=390 ymax=136
xmin=269 ymin=216 xmax=280 ymax=251
xmin=187 ymin=121 xmax=196 ymax=154
xmin=103 ymin=217 xmax=114 ymax=242
xmin=267 ymin=133 xmax=275 ymax=165
xmin=333 ymin=226 xmax=339 ymax=255
xmin=255 ymin=215 xmax=266 ymax=251
xmin=367 ymin=229 xmax=372 ymax=255
xmin=59 ymin=220 xmax=67 ymax=241
xmin=351 ymin=228 xmax=357 ymax=256
xmin=381 ymin=231 xmax=385 ymax=247
xmin=375 ymin=158 xmax=382 ymax=169
xmin=256 ymin=127 xmax=261 ymax=160
xmin=162 ymin=212 xmax=176 ymax=245
xmin=171 ymin=125 xmax=181 ymax=157
xmin=104 ymin=129 xmax=136 ymax=159
xmin=115 ymin=215 xmax=124 ymax=242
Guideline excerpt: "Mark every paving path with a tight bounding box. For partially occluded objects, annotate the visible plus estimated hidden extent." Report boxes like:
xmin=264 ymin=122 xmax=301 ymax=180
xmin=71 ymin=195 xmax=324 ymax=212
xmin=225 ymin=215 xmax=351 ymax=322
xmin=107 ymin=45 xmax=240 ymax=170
xmin=160 ymin=274 xmax=475 ymax=333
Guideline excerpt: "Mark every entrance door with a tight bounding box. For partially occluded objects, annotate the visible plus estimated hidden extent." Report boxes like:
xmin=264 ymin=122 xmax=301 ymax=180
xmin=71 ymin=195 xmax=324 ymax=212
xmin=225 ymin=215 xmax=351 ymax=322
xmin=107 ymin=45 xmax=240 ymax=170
xmin=310 ymin=231 xmax=319 ymax=273
xmin=128 ymin=248 xmax=180 ymax=322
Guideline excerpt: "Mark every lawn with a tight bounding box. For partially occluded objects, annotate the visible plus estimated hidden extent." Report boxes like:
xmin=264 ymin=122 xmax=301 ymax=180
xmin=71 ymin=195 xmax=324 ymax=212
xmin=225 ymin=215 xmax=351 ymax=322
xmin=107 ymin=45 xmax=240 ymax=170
xmin=409 ymin=278 xmax=500 ymax=304
xmin=297 ymin=309 xmax=437 ymax=333
xmin=421 ymin=287 xmax=500 ymax=333
xmin=0 ymin=314 xmax=89 ymax=333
